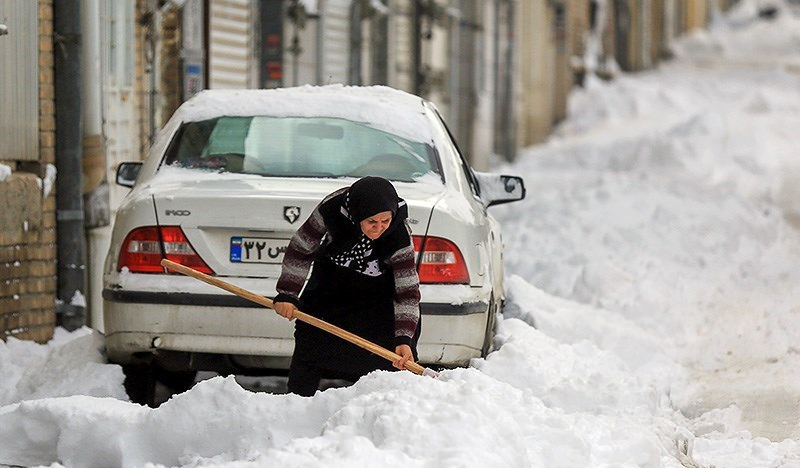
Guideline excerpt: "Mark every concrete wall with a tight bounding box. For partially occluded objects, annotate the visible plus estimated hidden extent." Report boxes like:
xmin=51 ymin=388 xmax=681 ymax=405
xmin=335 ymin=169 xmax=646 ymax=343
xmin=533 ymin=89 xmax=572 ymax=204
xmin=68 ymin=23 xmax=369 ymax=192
xmin=686 ymin=0 xmax=711 ymax=31
xmin=552 ymin=0 xmax=571 ymax=123
xmin=0 ymin=0 xmax=58 ymax=343
xmin=159 ymin=5 xmax=183 ymax=129
xmin=516 ymin=0 xmax=556 ymax=147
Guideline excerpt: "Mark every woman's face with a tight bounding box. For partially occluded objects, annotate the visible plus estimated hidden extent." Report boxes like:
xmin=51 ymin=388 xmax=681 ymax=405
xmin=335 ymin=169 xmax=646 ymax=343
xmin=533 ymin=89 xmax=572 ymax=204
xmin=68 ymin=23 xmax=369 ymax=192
xmin=360 ymin=211 xmax=393 ymax=240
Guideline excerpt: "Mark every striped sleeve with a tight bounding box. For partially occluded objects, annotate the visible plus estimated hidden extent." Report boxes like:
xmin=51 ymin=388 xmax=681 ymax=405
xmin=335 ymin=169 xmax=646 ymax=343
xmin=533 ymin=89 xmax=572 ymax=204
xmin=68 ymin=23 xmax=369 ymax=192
xmin=388 ymin=222 xmax=421 ymax=345
xmin=275 ymin=204 xmax=327 ymax=304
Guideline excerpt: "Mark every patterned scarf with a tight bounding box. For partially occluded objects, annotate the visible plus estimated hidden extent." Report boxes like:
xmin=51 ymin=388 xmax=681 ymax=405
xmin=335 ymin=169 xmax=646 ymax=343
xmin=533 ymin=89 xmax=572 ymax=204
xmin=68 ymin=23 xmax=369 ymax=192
xmin=329 ymin=234 xmax=384 ymax=277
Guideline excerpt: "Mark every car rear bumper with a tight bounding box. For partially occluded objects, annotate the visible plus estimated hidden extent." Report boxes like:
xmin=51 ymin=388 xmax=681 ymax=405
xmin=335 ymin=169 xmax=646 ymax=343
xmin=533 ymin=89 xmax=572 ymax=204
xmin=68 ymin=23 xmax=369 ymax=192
xmin=102 ymin=288 xmax=489 ymax=315
xmin=103 ymin=288 xmax=490 ymax=369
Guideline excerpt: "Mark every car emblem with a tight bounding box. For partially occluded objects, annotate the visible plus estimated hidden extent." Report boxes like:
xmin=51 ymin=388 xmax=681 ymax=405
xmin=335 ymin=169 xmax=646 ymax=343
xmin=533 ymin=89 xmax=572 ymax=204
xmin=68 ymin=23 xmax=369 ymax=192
xmin=284 ymin=206 xmax=301 ymax=224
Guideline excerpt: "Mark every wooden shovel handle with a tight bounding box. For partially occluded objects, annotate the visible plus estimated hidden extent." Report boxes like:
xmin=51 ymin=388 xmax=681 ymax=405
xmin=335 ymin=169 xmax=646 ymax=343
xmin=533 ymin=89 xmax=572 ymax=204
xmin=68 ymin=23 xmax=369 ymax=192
xmin=160 ymin=259 xmax=427 ymax=376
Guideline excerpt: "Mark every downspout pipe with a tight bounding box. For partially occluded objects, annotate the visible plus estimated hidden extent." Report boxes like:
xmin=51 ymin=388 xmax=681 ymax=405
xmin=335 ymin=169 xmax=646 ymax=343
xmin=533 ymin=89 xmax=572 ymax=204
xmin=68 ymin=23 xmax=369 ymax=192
xmin=54 ymin=0 xmax=87 ymax=331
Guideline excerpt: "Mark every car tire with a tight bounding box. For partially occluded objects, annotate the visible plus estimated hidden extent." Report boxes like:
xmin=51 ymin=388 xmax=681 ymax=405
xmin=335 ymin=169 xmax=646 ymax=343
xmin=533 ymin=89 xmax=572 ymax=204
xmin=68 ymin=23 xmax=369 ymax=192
xmin=122 ymin=363 xmax=157 ymax=407
xmin=155 ymin=367 xmax=198 ymax=393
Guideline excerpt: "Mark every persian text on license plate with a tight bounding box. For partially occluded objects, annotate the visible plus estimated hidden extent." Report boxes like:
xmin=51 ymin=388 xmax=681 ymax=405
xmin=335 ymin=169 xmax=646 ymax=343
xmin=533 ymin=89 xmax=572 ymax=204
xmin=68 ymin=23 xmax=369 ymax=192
xmin=230 ymin=237 xmax=289 ymax=264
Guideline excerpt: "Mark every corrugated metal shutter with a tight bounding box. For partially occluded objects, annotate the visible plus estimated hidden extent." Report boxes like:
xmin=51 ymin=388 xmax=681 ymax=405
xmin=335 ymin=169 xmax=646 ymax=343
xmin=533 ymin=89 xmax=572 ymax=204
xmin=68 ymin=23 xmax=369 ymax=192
xmin=0 ymin=0 xmax=39 ymax=161
xmin=320 ymin=0 xmax=350 ymax=84
xmin=209 ymin=0 xmax=253 ymax=89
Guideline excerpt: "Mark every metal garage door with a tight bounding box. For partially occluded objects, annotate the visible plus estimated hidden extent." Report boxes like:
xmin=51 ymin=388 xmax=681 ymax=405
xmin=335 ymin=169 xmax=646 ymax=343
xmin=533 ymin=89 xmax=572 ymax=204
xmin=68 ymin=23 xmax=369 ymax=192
xmin=209 ymin=0 xmax=254 ymax=89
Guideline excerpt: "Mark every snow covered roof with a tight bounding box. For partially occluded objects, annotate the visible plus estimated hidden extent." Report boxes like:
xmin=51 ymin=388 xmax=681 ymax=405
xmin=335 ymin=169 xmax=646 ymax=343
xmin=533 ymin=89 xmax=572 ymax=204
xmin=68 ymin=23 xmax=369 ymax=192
xmin=171 ymin=85 xmax=434 ymax=144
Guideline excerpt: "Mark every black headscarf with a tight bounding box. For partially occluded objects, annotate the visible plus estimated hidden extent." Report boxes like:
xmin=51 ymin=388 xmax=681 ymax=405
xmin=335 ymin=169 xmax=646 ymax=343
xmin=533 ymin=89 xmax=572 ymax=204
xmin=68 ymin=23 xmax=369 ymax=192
xmin=318 ymin=176 xmax=410 ymax=266
xmin=347 ymin=176 xmax=399 ymax=222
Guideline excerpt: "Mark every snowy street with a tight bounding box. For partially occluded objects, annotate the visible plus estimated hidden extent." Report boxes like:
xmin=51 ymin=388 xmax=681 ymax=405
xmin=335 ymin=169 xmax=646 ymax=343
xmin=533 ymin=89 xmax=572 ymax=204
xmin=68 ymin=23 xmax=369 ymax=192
xmin=491 ymin=4 xmax=800 ymax=447
xmin=491 ymin=2 xmax=800 ymax=445
xmin=2 ymin=2 xmax=800 ymax=467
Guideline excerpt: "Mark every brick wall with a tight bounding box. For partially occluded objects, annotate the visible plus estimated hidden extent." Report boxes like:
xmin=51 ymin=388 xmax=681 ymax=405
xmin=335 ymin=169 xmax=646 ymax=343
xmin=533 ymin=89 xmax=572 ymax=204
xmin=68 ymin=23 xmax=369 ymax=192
xmin=0 ymin=0 xmax=57 ymax=343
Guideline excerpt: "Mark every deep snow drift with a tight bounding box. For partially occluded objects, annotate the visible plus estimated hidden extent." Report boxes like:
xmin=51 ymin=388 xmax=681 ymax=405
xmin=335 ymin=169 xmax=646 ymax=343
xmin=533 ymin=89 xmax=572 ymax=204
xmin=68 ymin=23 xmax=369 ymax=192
xmin=2 ymin=2 xmax=800 ymax=467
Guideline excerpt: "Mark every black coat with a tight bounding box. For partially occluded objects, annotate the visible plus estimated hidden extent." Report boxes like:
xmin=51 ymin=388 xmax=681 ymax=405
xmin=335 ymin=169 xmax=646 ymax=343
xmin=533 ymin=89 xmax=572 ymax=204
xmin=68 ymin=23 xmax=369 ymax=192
xmin=289 ymin=190 xmax=420 ymax=378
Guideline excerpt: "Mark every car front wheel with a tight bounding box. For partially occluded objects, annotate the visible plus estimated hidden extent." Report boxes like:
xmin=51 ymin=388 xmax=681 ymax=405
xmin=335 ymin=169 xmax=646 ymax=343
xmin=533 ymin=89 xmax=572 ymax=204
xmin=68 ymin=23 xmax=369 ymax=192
xmin=122 ymin=363 xmax=157 ymax=407
xmin=122 ymin=363 xmax=197 ymax=407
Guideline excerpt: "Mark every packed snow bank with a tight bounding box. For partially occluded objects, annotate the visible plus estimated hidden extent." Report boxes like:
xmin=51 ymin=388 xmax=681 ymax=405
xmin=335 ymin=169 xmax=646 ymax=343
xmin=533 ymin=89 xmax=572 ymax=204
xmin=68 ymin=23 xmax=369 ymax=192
xmin=1 ymin=313 xmax=795 ymax=468
xmin=2 ymin=2 xmax=800 ymax=468
xmin=0 ymin=327 xmax=126 ymax=407
xmin=0 ymin=164 xmax=11 ymax=182
xmin=487 ymin=0 xmax=800 ymax=446
xmin=0 ymin=323 xmax=687 ymax=468
xmin=493 ymin=0 xmax=800 ymax=373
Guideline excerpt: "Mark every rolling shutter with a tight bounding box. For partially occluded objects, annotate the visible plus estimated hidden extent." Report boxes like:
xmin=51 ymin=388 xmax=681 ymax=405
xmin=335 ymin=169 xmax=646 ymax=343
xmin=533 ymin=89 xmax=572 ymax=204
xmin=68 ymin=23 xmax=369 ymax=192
xmin=209 ymin=0 xmax=254 ymax=89
xmin=320 ymin=0 xmax=350 ymax=84
xmin=0 ymin=0 xmax=38 ymax=161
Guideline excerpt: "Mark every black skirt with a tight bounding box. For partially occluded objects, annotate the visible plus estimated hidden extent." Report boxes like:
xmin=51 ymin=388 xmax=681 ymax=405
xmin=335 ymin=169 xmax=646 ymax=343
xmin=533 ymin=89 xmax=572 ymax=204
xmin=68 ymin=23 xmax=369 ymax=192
xmin=293 ymin=257 xmax=401 ymax=377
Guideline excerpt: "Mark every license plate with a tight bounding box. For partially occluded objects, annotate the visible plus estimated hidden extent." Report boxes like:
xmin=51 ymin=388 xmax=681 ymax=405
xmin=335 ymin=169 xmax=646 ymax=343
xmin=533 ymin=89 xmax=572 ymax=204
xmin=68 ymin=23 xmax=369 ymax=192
xmin=230 ymin=237 xmax=289 ymax=264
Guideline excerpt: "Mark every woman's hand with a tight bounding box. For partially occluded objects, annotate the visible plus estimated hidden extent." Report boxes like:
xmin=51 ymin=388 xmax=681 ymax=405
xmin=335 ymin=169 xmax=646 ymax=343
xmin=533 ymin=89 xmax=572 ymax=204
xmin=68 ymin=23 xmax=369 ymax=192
xmin=273 ymin=301 xmax=297 ymax=321
xmin=393 ymin=344 xmax=414 ymax=370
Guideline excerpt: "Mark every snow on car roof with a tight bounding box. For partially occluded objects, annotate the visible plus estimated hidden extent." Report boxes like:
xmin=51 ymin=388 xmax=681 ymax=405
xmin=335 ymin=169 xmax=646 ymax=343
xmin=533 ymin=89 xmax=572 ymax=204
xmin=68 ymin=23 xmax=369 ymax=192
xmin=172 ymin=84 xmax=435 ymax=144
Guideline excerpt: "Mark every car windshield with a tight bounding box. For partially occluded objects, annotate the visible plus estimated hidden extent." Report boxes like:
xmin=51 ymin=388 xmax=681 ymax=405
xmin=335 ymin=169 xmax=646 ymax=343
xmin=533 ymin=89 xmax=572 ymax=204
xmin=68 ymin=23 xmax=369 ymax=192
xmin=162 ymin=116 xmax=441 ymax=182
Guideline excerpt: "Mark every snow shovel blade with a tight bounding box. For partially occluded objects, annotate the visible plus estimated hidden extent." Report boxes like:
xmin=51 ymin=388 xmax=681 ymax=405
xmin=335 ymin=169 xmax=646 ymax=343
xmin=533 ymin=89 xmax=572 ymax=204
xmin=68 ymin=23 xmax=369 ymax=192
xmin=160 ymin=259 xmax=439 ymax=378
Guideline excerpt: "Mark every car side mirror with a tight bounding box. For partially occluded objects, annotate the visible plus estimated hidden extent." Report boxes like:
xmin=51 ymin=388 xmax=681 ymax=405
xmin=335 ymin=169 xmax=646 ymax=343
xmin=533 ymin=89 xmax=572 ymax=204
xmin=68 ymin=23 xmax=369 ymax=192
xmin=116 ymin=162 xmax=143 ymax=188
xmin=474 ymin=172 xmax=526 ymax=207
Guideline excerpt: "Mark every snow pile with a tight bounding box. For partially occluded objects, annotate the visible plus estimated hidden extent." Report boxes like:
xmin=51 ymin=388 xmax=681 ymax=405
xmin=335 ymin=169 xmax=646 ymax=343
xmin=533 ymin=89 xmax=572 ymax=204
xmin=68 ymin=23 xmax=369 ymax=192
xmin=676 ymin=0 xmax=800 ymax=61
xmin=0 ymin=335 xmax=681 ymax=468
xmin=0 ymin=164 xmax=11 ymax=182
xmin=0 ymin=328 xmax=126 ymax=407
xmin=41 ymin=163 xmax=57 ymax=198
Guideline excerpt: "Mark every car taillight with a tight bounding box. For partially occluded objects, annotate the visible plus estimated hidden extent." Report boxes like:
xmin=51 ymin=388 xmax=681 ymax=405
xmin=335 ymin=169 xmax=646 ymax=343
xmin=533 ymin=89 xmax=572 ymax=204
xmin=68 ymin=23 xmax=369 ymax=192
xmin=118 ymin=226 xmax=214 ymax=274
xmin=413 ymin=236 xmax=469 ymax=284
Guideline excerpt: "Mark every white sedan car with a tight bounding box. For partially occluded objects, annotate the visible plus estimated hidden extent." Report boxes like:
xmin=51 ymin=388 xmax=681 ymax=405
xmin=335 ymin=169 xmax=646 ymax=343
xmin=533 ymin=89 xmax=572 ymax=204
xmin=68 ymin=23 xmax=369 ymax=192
xmin=103 ymin=85 xmax=525 ymax=403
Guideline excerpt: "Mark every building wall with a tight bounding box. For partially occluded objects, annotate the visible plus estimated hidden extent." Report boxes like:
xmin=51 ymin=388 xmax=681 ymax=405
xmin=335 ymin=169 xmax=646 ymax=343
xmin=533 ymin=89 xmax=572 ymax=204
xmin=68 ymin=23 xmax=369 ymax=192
xmin=160 ymin=5 xmax=182 ymax=128
xmin=516 ymin=0 xmax=556 ymax=147
xmin=651 ymin=0 xmax=666 ymax=61
xmin=625 ymin=0 xmax=646 ymax=71
xmin=685 ymin=0 xmax=710 ymax=31
xmin=568 ymin=0 xmax=591 ymax=84
xmin=88 ymin=0 xmax=149 ymax=331
xmin=0 ymin=0 xmax=58 ymax=343
xmin=135 ymin=0 xmax=151 ymax=159
xmin=468 ymin=0 xmax=497 ymax=170
xmin=551 ymin=0 xmax=571 ymax=123
xmin=390 ymin=0 xmax=415 ymax=93
xmin=601 ymin=0 xmax=617 ymax=76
